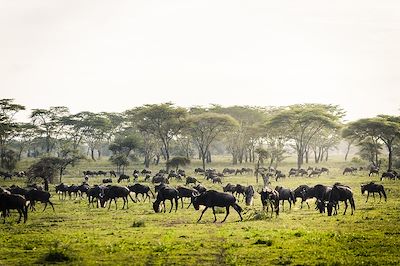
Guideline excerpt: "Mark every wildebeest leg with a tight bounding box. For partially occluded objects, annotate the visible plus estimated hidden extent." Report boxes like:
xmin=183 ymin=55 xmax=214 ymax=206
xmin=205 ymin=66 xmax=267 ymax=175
xmin=114 ymin=199 xmax=118 ymax=210
xmin=378 ymin=192 xmax=382 ymax=202
xmin=373 ymin=192 xmax=376 ymax=201
xmin=343 ymin=200 xmax=348 ymax=215
xmin=169 ymin=199 xmax=174 ymax=213
xmin=187 ymin=201 xmax=192 ymax=209
xmin=43 ymin=202 xmax=48 ymax=212
xmin=282 ymin=200 xmax=284 ymax=211
xmin=163 ymin=200 xmax=166 ymax=213
xmin=122 ymin=197 xmax=127 ymax=209
xmin=289 ymin=200 xmax=292 ymax=210
xmin=197 ymin=207 xmax=208 ymax=222
xmin=366 ymin=192 xmax=369 ymax=203
xmin=232 ymin=203 xmax=243 ymax=221
xmin=181 ymin=197 xmax=184 ymax=209
xmin=48 ymin=200 xmax=55 ymax=212
xmin=17 ymin=209 xmax=22 ymax=223
xmin=2 ymin=210 xmax=6 ymax=223
xmin=174 ymin=198 xmax=178 ymax=212
xmin=212 ymin=207 xmax=217 ymax=222
xmin=221 ymin=206 xmax=230 ymax=223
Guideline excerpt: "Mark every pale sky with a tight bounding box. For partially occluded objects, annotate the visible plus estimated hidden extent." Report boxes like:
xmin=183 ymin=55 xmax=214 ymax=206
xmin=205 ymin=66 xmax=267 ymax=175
xmin=1 ymin=0 xmax=399 ymax=122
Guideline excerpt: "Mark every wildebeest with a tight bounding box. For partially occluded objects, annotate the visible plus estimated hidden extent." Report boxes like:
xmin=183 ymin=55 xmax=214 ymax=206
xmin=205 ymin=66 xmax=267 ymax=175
xmin=87 ymin=185 xmax=105 ymax=208
xmin=327 ymin=184 xmax=355 ymax=216
xmin=55 ymin=183 xmax=69 ymax=200
xmin=103 ymin=178 xmax=113 ymax=184
xmin=361 ymin=182 xmax=387 ymax=202
xmin=118 ymin=174 xmax=130 ymax=183
xmin=308 ymin=170 xmax=321 ymax=178
xmin=128 ymin=183 xmax=154 ymax=202
xmin=211 ymin=176 xmax=222 ymax=184
xmin=293 ymin=185 xmax=311 ymax=209
xmin=343 ymin=167 xmax=356 ymax=175
xmin=275 ymin=186 xmax=295 ymax=211
xmin=100 ymin=186 xmax=136 ymax=210
xmin=321 ymin=167 xmax=329 ymax=174
xmin=369 ymin=167 xmax=380 ymax=177
xmin=68 ymin=184 xmax=80 ymax=199
xmin=26 ymin=189 xmax=54 ymax=212
xmin=77 ymin=183 xmax=90 ymax=198
xmin=260 ymin=187 xmax=280 ymax=217
xmin=0 ymin=171 xmax=13 ymax=180
xmin=223 ymin=183 xmax=236 ymax=194
xmin=141 ymin=169 xmax=152 ymax=175
xmin=109 ymin=170 xmax=117 ymax=177
xmin=234 ymin=184 xmax=247 ymax=201
xmin=244 ymin=185 xmax=255 ymax=206
xmin=176 ymin=186 xmax=199 ymax=208
xmin=381 ymin=171 xmax=397 ymax=181
xmin=0 ymin=192 xmax=28 ymax=223
xmin=194 ymin=168 xmax=204 ymax=174
xmin=305 ymin=184 xmax=331 ymax=201
xmin=152 ymin=174 xmax=169 ymax=184
xmin=193 ymin=184 xmax=207 ymax=194
xmin=185 ymin=176 xmax=198 ymax=186
xmin=288 ymin=168 xmax=298 ymax=177
xmin=275 ymin=172 xmax=286 ymax=181
xmin=222 ymin=168 xmax=235 ymax=175
xmin=152 ymin=185 xmax=179 ymax=213
xmin=191 ymin=190 xmax=243 ymax=223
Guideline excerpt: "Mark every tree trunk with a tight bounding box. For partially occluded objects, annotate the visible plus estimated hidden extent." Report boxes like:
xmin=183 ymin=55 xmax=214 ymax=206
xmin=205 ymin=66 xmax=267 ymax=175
xmin=206 ymin=150 xmax=211 ymax=163
xmin=91 ymin=148 xmax=95 ymax=161
xmin=388 ymin=146 xmax=393 ymax=170
xmin=202 ymin=152 xmax=207 ymax=178
xmin=297 ymin=152 xmax=303 ymax=170
xmin=344 ymin=141 xmax=352 ymax=161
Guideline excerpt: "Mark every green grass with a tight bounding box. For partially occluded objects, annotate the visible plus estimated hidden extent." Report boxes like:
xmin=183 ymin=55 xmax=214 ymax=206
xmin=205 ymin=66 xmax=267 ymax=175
xmin=1 ymin=157 xmax=400 ymax=265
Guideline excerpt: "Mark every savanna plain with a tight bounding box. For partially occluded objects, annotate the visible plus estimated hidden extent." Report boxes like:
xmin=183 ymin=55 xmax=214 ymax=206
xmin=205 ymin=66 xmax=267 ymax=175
xmin=1 ymin=157 xmax=399 ymax=266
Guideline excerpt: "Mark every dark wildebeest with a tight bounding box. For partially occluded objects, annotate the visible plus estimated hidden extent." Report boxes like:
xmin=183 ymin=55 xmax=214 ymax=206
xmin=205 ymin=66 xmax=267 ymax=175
xmin=100 ymin=186 xmax=136 ymax=210
xmin=194 ymin=168 xmax=204 ymax=174
xmin=244 ymin=185 xmax=255 ymax=206
xmin=26 ymin=189 xmax=54 ymax=212
xmin=185 ymin=176 xmax=198 ymax=186
xmin=152 ymin=175 xmax=169 ymax=184
xmin=343 ymin=167 xmax=355 ymax=175
xmin=321 ymin=167 xmax=329 ymax=174
xmin=241 ymin=168 xmax=253 ymax=174
xmin=128 ymin=183 xmax=154 ymax=202
xmin=0 ymin=171 xmax=13 ymax=180
xmin=68 ymin=184 xmax=80 ymax=199
xmin=0 ymin=192 xmax=28 ymax=223
xmin=152 ymin=185 xmax=179 ymax=213
xmin=260 ymin=187 xmax=280 ymax=217
xmin=275 ymin=186 xmax=295 ymax=211
xmin=275 ymin=172 xmax=286 ymax=181
xmin=7 ymin=185 xmax=28 ymax=197
xmin=223 ymin=183 xmax=236 ymax=194
xmin=118 ymin=174 xmax=130 ymax=183
xmin=77 ymin=183 xmax=90 ymax=198
xmin=381 ymin=172 xmax=397 ymax=181
xmin=288 ymin=168 xmax=298 ymax=177
xmin=234 ymin=184 xmax=246 ymax=201
xmin=361 ymin=182 xmax=387 ymax=202
xmin=222 ymin=168 xmax=235 ymax=175
xmin=176 ymin=186 xmax=199 ymax=208
xmin=191 ymin=190 xmax=243 ymax=223
xmin=293 ymin=185 xmax=311 ymax=209
xmin=369 ymin=167 xmax=380 ymax=177
xmin=193 ymin=184 xmax=207 ymax=194
xmin=211 ymin=176 xmax=222 ymax=184
xmin=109 ymin=170 xmax=117 ymax=177
xmin=309 ymin=170 xmax=321 ymax=177
xmin=305 ymin=184 xmax=331 ymax=201
xmin=55 ymin=183 xmax=69 ymax=200
xmin=103 ymin=178 xmax=113 ymax=184
xmin=327 ymin=185 xmax=355 ymax=216
xmin=87 ymin=185 xmax=105 ymax=208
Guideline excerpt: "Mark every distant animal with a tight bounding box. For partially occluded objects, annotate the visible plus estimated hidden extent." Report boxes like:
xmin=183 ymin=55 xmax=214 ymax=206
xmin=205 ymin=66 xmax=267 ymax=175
xmin=55 ymin=183 xmax=69 ymax=200
xmin=260 ymin=187 xmax=280 ymax=217
xmin=117 ymin=174 xmax=130 ymax=183
xmin=369 ymin=167 xmax=380 ymax=177
xmin=87 ymin=185 xmax=105 ymax=208
xmin=191 ymin=190 xmax=243 ymax=223
xmin=223 ymin=183 xmax=236 ymax=194
xmin=288 ymin=168 xmax=298 ymax=177
xmin=194 ymin=168 xmax=204 ymax=174
xmin=128 ymin=183 xmax=154 ymax=202
xmin=193 ymin=184 xmax=207 ymax=194
xmin=234 ymin=184 xmax=246 ymax=201
xmin=109 ymin=170 xmax=117 ymax=177
xmin=308 ymin=170 xmax=321 ymax=177
xmin=211 ymin=176 xmax=222 ymax=184
xmin=381 ymin=172 xmax=397 ymax=181
xmin=275 ymin=172 xmax=286 ymax=181
xmin=321 ymin=167 xmax=329 ymax=174
xmin=275 ymin=186 xmax=295 ymax=211
xmin=361 ymin=182 xmax=387 ymax=202
xmin=102 ymin=178 xmax=113 ymax=184
xmin=68 ymin=184 xmax=80 ymax=199
xmin=327 ymin=184 xmax=355 ymax=216
xmin=152 ymin=185 xmax=179 ymax=213
xmin=343 ymin=167 xmax=356 ymax=175
xmin=77 ymin=183 xmax=90 ymax=198
xmin=244 ymin=185 xmax=255 ymax=206
xmin=0 ymin=192 xmax=28 ymax=223
xmin=141 ymin=169 xmax=152 ymax=175
xmin=185 ymin=176 xmax=198 ymax=186
xmin=0 ymin=171 xmax=13 ymax=180
xmin=222 ymin=168 xmax=235 ymax=175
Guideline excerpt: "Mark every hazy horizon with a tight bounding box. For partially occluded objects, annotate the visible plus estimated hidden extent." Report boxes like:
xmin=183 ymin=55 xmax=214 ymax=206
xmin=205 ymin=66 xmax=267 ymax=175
xmin=1 ymin=1 xmax=399 ymax=122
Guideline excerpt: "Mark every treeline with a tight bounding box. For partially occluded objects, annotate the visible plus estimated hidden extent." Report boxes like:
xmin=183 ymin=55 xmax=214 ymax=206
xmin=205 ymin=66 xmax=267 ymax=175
xmin=1 ymin=99 xmax=400 ymax=174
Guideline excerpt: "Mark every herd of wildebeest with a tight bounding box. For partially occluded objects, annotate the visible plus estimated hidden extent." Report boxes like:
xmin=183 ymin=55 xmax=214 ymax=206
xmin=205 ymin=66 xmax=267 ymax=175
xmin=0 ymin=165 xmax=397 ymax=224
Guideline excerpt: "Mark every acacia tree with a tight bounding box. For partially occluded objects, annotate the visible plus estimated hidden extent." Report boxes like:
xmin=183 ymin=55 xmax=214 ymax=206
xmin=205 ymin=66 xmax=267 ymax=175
xmin=30 ymin=106 xmax=70 ymax=154
xmin=342 ymin=116 xmax=400 ymax=170
xmin=166 ymin=156 xmax=190 ymax=172
xmin=187 ymin=113 xmax=238 ymax=175
xmin=135 ymin=103 xmax=187 ymax=170
xmin=267 ymin=104 xmax=343 ymax=169
xmin=108 ymin=132 xmax=140 ymax=173
xmin=0 ymin=99 xmax=25 ymax=168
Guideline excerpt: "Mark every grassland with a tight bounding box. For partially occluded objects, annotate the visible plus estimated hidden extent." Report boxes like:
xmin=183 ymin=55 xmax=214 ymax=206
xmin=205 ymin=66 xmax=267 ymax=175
xmin=1 ymin=157 xmax=399 ymax=265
